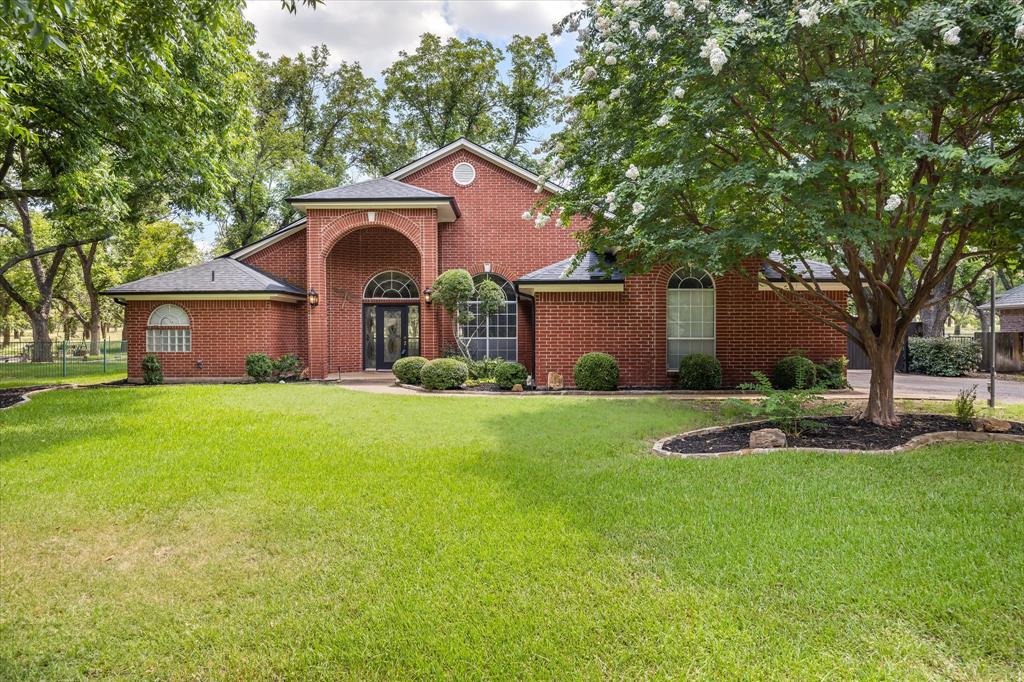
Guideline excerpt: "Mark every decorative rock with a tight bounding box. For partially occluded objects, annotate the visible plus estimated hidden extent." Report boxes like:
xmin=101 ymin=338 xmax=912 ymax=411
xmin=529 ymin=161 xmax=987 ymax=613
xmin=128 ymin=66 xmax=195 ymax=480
xmin=511 ymin=383 xmax=524 ymax=393
xmin=548 ymin=372 xmax=564 ymax=390
xmin=749 ymin=428 xmax=787 ymax=449
xmin=973 ymin=417 xmax=1012 ymax=433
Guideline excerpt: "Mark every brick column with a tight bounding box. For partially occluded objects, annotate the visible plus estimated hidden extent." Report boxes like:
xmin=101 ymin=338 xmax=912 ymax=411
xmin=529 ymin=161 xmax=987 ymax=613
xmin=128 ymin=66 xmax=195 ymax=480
xmin=419 ymin=210 xmax=441 ymax=358
xmin=306 ymin=210 xmax=328 ymax=378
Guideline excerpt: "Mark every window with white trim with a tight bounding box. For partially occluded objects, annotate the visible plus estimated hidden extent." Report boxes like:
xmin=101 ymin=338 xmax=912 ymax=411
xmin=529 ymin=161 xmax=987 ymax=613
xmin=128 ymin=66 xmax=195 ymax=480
xmin=146 ymin=304 xmax=192 ymax=352
xmin=461 ymin=274 xmax=517 ymax=361
xmin=667 ymin=269 xmax=715 ymax=369
xmin=364 ymin=271 xmax=419 ymax=299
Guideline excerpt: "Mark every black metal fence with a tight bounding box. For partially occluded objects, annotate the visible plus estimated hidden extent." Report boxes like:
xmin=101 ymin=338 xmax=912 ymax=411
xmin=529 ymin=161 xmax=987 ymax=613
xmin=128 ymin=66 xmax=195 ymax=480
xmin=0 ymin=340 xmax=127 ymax=382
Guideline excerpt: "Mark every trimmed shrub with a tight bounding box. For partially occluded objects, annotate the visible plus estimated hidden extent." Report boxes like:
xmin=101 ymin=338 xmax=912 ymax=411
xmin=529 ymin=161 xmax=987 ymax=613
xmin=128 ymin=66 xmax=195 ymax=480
xmin=273 ymin=353 xmax=303 ymax=381
xmin=468 ymin=357 xmax=507 ymax=380
xmin=141 ymin=354 xmax=163 ymax=385
xmin=574 ymin=352 xmax=619 ymax=391
xmin=420 ymin=358 xmax=469 ymax=390
xmin=908 ymin=337 xmax=980 ymax=376
xmin=392 ymin=356 xmax=428 ymax=385
xmin=771 ymin=354 xmax=818 ymax=389
xmin=494 ymin=361 xmax=528 ymax=389
xmin=677 ymin=353 xmax=722 ymax=390
xmin=246 ymin=353 xmax=274 ymax=383
xmin=814 ymin=357 xmax=848 ymax=389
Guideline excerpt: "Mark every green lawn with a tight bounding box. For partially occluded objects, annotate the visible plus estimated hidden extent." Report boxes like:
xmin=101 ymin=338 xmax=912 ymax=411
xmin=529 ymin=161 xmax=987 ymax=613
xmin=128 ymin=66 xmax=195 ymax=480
xmin=1 ymin=386 xmax=1022 ymax=679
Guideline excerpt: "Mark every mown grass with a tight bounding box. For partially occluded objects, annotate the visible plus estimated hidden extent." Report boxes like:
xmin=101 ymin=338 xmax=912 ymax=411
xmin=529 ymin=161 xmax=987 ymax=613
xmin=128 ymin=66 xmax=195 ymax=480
xmin=0 ymin=364 xmax=126 ymax=388
xmin=1 ymin=385 xmax=1022 ymax=679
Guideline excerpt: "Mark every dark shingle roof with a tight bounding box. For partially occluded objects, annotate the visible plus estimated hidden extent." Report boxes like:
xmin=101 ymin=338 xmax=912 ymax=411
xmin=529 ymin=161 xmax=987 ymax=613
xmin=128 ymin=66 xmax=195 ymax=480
xmin=102 ymin=258 xmax=305 ymax=296
xmin=220 ymin=216 xmax=307 ymax=259
xmin=287 ymin=177 xmax=451 ymax=202
xmin=980 ymin=282 xmax=1024 ymax=310
xmin=518 ymin=252 xmax=624 ymax=283
xmin=761 ymin=253 xmax=839 ymax=282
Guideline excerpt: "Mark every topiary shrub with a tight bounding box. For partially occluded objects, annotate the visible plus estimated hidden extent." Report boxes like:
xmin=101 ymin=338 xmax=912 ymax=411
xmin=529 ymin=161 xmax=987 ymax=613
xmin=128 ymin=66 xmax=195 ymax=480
xmin=494 ymin=361 xmax=528 ymax=389
xmin=420 ymin=358 xmax=469 ymax=390
xmin=574 ymin=352 xmax=619 ymax=391
xmin=393 ymin=356 xmax=428 ymax=385
xmin=771 ymin=354 xmax=818 ymax=389
xmin=141 ymin=354 xmax=163 ymax=385
xmin=273 ymin=353 xmax=303 ymax=381
xmin=677 ymin=353 xmax=722 ymax=390
xmin=246 ymin=353 xmax=274 ymax=383
xmin=908 ymin=337 xmax=980 ymax=376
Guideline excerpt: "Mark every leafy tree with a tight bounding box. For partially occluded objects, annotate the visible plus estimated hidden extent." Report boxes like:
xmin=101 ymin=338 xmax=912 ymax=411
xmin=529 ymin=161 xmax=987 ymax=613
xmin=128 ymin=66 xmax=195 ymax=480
xmin=430 ymin=269 xmax=505 ymax=360
xmin=544 ymin=0 xmax=1024 ymax=425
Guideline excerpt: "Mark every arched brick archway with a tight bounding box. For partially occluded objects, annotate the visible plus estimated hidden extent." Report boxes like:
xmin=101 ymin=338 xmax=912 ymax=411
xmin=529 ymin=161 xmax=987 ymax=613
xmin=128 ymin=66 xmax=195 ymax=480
xmin=319 ymin=210 xmax=426 ymax=259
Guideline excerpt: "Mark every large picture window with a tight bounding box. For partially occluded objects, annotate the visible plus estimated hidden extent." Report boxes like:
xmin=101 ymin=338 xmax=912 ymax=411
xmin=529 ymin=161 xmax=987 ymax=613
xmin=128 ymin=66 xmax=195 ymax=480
xmin=461 ymin=274 xmax=517 ymax=361
xmin=667 ymin=269 xmax=715 ymax=369
xmin=146 ymin=304 xmax=191 ymax=352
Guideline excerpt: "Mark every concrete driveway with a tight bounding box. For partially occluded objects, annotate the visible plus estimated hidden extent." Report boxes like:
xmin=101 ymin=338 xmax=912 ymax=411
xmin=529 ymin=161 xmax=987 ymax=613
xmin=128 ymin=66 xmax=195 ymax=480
xmin=847 ymin=369 xmax=1024 ymax=403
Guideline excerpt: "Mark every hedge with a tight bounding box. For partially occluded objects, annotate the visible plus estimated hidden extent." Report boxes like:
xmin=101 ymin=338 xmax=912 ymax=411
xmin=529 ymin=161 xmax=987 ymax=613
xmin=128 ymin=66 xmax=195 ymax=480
xmin=420 ymin=358 xmax=469 ymax=390
xmin=573 ymin=352 xmax=619 ymax=391
xmin=677 ymin=353 xmax=722 ymax=390
xmin=494 ymin=361 xmax=528 ymax=389
xmin=392 ymin=356 xmax=428 ymax=385
xmin=908 ymin=337 xmax=980 ymax=376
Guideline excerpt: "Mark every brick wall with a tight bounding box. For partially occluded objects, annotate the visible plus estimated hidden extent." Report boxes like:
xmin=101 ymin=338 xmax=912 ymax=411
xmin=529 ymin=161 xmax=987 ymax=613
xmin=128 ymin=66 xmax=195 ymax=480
xmin=1000 ymin=309 xmax=1024 ymax=332
xmin=124 ymin=299 xmax=306 ymax=381
xmin=241 ymin=229 xmax=308 ymax=291
xmin=534 ymin=264 xmax=847 ymax=388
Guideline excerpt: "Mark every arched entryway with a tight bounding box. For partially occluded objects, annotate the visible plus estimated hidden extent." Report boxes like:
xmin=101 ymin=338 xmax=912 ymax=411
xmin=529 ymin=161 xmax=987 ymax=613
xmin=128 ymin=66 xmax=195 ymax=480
xmin=362 ymin=271 xmax=420 ymax=370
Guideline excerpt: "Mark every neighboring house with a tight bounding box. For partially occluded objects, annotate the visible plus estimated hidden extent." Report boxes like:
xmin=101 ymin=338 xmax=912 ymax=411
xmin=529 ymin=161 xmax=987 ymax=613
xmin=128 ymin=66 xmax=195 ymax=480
xmin=980 ymin=283 xmax=1024 ymax=332
xmin=103 ymin=138 xmax=847 ymax=387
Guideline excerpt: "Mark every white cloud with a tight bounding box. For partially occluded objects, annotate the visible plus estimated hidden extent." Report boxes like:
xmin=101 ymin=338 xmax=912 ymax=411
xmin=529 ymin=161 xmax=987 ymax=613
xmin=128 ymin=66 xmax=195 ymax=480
xmin=244 ymin=0 xmax=581 ymax=76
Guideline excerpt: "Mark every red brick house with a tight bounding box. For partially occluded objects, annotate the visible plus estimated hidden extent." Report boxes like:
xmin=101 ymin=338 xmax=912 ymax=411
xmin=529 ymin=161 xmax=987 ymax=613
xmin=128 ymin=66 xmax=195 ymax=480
xmin=104 ymin=138 xmax=847 ymax=387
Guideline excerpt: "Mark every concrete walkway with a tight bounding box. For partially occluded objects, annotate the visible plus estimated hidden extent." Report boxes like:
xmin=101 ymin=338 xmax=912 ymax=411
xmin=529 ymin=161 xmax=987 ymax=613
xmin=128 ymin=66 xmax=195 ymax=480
xmin=847 ymin=369 xmax=1024 ymax=404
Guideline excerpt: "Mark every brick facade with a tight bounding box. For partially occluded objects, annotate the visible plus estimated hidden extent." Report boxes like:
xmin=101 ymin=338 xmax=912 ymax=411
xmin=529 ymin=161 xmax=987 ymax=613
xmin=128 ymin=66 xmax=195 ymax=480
xmin=119 ymin=144 xmax=847 ymax=385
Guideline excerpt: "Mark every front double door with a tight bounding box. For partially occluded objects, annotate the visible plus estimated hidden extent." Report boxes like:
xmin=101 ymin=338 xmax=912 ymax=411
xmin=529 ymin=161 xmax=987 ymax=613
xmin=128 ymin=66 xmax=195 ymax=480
xmin=363 ymin=304 xmax=419 ymax=370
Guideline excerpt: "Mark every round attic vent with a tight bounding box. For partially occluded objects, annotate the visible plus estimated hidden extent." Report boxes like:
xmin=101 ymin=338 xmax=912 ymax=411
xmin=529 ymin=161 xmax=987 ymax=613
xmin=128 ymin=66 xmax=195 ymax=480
xmin=452 ymin=162 xmax=476 ymax=186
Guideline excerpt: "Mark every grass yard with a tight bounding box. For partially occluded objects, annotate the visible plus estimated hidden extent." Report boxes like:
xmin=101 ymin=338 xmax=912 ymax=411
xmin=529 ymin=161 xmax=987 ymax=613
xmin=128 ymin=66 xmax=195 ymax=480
xmin=1 ymin=385 xmax=1022 ymax=679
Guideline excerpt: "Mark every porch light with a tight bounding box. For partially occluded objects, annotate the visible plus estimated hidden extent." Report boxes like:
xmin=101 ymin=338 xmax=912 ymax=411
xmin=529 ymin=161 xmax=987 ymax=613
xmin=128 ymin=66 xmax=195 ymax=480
xmin=424 ymin=287 xmax=433 ymax=304
xmin=307 ymin=288 xmax=320 ymax=308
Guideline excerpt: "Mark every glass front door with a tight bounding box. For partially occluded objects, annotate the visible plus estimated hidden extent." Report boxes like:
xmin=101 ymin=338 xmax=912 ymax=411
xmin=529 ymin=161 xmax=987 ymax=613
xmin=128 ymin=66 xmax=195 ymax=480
xmin=363 ymin=305 xmax=419 ymax=370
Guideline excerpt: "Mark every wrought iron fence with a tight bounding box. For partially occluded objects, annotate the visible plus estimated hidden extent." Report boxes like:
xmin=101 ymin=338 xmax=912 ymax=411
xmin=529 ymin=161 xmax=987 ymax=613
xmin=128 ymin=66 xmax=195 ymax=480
xmin=0 ymin=340 xmax=127 ymax=382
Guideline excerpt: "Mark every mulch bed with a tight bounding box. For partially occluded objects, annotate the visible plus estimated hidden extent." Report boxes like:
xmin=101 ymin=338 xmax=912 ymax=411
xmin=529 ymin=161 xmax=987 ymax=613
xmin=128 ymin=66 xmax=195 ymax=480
xmin=0 ymin=386 xmax=50 ymax=409
xmin=660 ymin=415 xmax=1024 ymax=454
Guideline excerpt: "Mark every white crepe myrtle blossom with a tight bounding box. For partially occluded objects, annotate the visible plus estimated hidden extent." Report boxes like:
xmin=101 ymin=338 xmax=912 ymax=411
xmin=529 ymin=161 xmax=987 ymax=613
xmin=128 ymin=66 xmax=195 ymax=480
xmin=624 ymin=224 xmax=635 ymax=235
xmin=884 ymin=194 xmax=902 ymax=212
xmin=605 ymin=55 xmax=618 ymax=65
xmin=657 ymin=114 xmax=671 ymax=126
xmin=602 ymin=41 xmax=618 ymax=52
xmin=606 ymin=191 xmax=616 ymax=203
xmin=797 ymin=3 xmax=820 ymax=27
xmin=645 ymin=25 xmax=661 ymax=41
xmin=663 ymin=0 xmax=682 ymax=18
xmin=632 ymin=201 xmax=645 ymax=215
xmin=582 ymin=66 xmax=598 ymax=82
xmin=700 ymin=37 xmax=728 ymax=75
xmin=534 ymin=214 xmax=551 ymax=228
xmin=629 ymin=19 xmax=640 ymax=31
xmin=693 ymin=0 xmax=708 ymax=10
xmin=673 ymin=86 xmax=685 ymax=99
xmin=625 ymin=164 xmax=640 ymax=179
xmin=941 ymin=25 xmax=961 ymax=45
xmin=521 ymin=210 xmax=532 ymax=220
xmin=609 ymin=87 xmax=622 ymax=100
xmin=733 ymin=9 xmax=752 ymax=23
xmin=1016 ymin=20 xmax=1024 ymax=39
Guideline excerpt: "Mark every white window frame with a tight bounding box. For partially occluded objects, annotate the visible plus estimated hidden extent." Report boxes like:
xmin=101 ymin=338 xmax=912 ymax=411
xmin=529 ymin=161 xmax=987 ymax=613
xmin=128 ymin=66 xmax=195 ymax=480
xmin=667 ymin=269 xmax=716 ymax=369
xmin=462 ymin=274 xmax=518 ymax=361
xmin=146 ymin=304 xmax=192 ymax=353
xmin=364 ymin=271 xmax=419 ymax=300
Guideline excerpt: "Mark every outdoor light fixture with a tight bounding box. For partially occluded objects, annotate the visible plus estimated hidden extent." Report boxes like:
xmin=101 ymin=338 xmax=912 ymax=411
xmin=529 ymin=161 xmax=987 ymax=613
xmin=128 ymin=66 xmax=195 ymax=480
xmin=307 ymin=288 xmax=320 ymax=308
xmin=424 ymin=287 xmax=433 ymax=304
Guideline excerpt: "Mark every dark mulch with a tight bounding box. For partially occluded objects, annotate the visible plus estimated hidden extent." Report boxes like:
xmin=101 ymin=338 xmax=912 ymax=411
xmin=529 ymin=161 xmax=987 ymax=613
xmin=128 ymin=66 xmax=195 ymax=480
xmin=0 ymin=386 xmax=50 ymax=409
xmin=661 ymin=414 xmax=1024 ymax=454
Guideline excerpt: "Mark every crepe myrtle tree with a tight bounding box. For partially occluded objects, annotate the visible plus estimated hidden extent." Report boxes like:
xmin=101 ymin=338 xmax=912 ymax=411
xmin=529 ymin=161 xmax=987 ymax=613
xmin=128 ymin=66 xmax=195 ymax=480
xmin=430 ymin=269 xmax=506 ymax=361
xmin=536 ymin=0 xmax=1024 ymax=425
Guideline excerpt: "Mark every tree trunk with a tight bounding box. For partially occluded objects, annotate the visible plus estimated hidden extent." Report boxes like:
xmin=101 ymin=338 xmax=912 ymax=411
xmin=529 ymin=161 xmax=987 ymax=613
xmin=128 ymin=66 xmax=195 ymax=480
xmin=74 ymin=244 xmax=102 ymax=355
xmin=919 ymin=270 xmax=954 ymax=337
xmin=29 ymin=313 xmax=53 ymax=362
xmin=859 ymin=342 xmax=900 ymax=426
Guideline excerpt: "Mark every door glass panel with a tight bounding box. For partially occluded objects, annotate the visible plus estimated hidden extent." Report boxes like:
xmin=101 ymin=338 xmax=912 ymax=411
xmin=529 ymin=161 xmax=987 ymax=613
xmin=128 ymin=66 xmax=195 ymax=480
xmin=363 ymin=306 xmax=376 ymax=369
xmin=382 ymin=308 xmax=403 ymax=365
xmin=407 ymin=306 xmax=420 ymax=357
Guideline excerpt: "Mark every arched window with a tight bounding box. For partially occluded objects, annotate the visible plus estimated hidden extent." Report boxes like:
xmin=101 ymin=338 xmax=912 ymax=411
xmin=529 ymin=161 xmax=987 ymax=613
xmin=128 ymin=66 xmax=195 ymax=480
xmin=146 ymin=304 xmax=191 ymax=352
xmin=461 ymin=274 xmax=517 ymax=361
xmin=667 ymin=269 xmax=715 ymax=369
xmin=364 ymin=271 xmax=419 ymax=299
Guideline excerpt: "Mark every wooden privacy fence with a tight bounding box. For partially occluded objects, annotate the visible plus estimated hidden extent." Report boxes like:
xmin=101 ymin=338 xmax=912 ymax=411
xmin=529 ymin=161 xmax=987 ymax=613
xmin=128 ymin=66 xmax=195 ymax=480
xmin=974 ymin=332 xmax=1024 ymax=372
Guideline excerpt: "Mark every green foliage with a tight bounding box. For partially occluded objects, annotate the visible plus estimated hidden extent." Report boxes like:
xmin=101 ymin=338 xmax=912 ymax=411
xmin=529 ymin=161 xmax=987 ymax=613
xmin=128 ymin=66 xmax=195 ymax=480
xmin=141 ymin=354 xmax=162 ymax=385
xmin=466 ymin=357 xmax=506 ymax=380
xmin=772 ymin=355 xmax=818 ymax=390
xmin=273 ymin=353 xmax=303 ymax=381
xmin=677 ymin=353 xmax=722 ymax=390
xmin=392 ymin=356 xmax=428 ymax=385
xmin=494 ymin=361 xmax=528 ymax=390
xmin=815 ymin=358 xmax=849 ymax=390
xmin=245 ymin=353 xmax=274 ymax=383
xmin=725 ymin=372 xmax=842 ymax=436
xmin=431 ymin=270 xmax=506 ymax=360
xmin=574 ymin=352 xmax=619 ymax=391
xmin=908 ymin=337 xmax=980 ymax=376
xmin=954 ymin=386 xmax=978 ymax=426
xmin=419 ymin=358 xmax=469 ymax=390
xmin=431 ymin=270 xmax=476 ymax=315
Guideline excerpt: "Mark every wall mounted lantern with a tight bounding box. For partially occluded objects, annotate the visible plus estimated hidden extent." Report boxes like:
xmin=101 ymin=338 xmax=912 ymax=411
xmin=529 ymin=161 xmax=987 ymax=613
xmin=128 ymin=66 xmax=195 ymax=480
xmin=307 ymin=288 xmax=320 ymax=308
xmin=424 ymin=287 xmax=433 ymax=304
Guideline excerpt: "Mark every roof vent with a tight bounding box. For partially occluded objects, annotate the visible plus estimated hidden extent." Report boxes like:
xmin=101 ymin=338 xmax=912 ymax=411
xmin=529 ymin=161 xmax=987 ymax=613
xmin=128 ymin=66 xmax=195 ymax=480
xmin=452 ymin=162 xmax=476 ymax=186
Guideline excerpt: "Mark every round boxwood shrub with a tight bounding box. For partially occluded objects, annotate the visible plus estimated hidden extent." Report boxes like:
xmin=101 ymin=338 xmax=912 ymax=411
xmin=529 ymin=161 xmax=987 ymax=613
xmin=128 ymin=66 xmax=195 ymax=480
xmin=771 ymin=354 xmax=818 ymax=389
xmin=246 ymin=353 xmax=274 ymax=383
xmin=392 ymin=356 xmax=428 ymax=385
xmin=677 ymin=353 xmax=722 ymax=390
xmin=493 ymin=361 xmax=528 ymax=389
xmin=141 ymin=354 xmax=163 ymax=385
xmin=574 ymin=352 xmax=619 ymax=391
xmin=419 ymin=358 xmax=469 ymax=390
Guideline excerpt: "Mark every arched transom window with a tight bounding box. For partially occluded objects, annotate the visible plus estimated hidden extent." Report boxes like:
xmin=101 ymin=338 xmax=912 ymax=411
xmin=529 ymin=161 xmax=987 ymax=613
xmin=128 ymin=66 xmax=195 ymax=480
xmin=364 ymin=271 xmax=419 ymax=299
xmin=667 ymin=269 xmax=715 ymax=369
xmin=461 ymin=274 xmax=517 ymax=361
xmin=146 ymin=304 xmax=191 ymax=352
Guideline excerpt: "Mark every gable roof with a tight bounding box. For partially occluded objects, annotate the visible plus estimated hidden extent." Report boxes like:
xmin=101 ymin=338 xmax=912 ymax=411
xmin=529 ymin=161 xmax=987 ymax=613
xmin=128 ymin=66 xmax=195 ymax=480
xmin=102 ymin=258 xmax=305 ymax=297
xmin=387 ymin=138 xmax=564 ymax=194
xmin=222 ymin=216 xmax=308 ymax=261
xmin=287 ymin=177 xmax=452 ymax=202
xmin=517 ymin=252 xmax=624 ymax=284
xmin=980 ymin=282 xmax=1024 ymax=310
